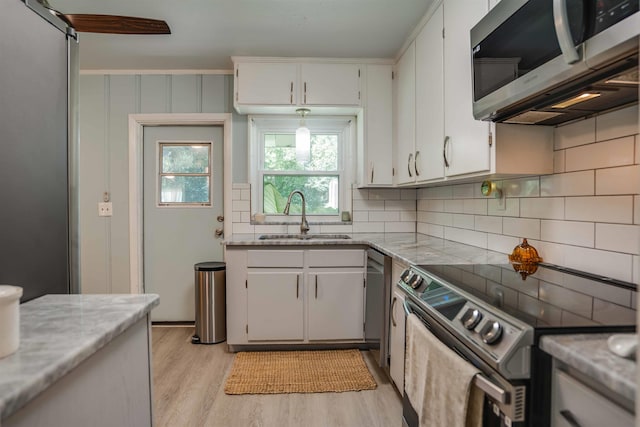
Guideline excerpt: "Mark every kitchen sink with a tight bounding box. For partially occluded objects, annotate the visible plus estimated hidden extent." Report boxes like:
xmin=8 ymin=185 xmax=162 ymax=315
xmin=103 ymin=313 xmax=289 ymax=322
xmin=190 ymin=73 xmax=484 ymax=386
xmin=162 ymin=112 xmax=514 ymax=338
xmin=258 ymin=234 xmax=352 ymax=240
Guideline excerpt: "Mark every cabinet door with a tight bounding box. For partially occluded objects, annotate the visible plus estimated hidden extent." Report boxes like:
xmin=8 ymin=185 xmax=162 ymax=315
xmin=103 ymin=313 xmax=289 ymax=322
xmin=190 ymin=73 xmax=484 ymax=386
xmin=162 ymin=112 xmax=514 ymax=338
xmin=443 ymin=0 xmax=491 ymax=177
xmin=247 ymin=271 xmax=303 ymax=341
xmin=415 ymin=4 xmax=445 ymax=182
xmin=363 ymin=64 xmax=393 ymax=186
xmin=389 ymin=287 xmax=406 ymax=392
xmin=236 ymin=62 xmax=297 ymax=105
xmin=308 ymin=271 xmax=364 ymax=341
xmin=394 ymin=42 xmax=416 ymax=185
xmin=300 ymin=63 xmax=360 ymax=106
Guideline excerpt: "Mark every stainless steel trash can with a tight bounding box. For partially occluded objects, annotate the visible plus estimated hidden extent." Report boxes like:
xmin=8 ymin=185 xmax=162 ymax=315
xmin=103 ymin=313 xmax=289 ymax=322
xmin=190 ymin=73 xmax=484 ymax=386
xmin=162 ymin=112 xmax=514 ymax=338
xmin=192 ymin=262 xmax=226 ymax=344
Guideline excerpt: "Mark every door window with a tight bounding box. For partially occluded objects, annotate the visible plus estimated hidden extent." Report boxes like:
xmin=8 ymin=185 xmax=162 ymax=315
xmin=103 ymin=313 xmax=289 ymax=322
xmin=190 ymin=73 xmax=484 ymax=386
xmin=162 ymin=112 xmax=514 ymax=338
xmin=158 ymin=142 xmax=212 ymax=206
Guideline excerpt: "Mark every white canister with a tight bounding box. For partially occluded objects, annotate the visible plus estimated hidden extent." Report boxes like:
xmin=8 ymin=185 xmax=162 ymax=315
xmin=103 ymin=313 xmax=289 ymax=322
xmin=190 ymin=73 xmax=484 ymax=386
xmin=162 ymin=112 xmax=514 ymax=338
xmin=0 ymin=285 xmax=23 ymax=358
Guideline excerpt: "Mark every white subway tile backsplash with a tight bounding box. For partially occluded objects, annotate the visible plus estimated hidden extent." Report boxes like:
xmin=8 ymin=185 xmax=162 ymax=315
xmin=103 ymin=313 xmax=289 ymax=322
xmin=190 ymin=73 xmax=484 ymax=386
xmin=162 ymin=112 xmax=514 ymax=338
xmin=561 ymin=312 xmax=598 ymax=326
xmin=595 ymin=224 xmax=640 ymax=254
xmin=421 ymin=223 xmax=444 ymax=238
xmin=232 ymin=200 xmax=250 ymax=212
xmin=592 ymin=299 xmax=636 ymax=324
xmin=401 ymin=189 xmax=417 ymax=200
xmin=425 ymin=199 xmax=444 ymax=212
xmin=520 ymin=198 xmax=564 ymax=219
xmin=385 ymin=222 xmax=415 ymax=232
xmin=561 ymin=274 xmax=632 ymax=307
xmin=595 ymin=165 xmax=640 ymax=195
xmin=241 ymin=189 xmax=251 ymax=200
xmin=444 ymin=227 xmax=487 ymax=249
xmin=319 ymin=224 xmax=353 ymax=233
xmin=369 ymin=211 xmax=400 ymax=222
xmin=503 ymin=217 xmax=541 ymax=239
xmin=352 ymin=188 xmax=368 ymax=200
xmin=453 ymin=214 xmax=475 ymax=229
xmin=452 ymin=184 xmax=475 ymax=199
xmin=421 ymin=186 xmax=453 ymax=199
xmin=232 ymin=183 xmax=250 ymax=190
xmin=487 ymin=233 xmax=520 ymax=254
xmin=636 ymin=136 xmax=639 ymax=164
xmin=540 ymin=170 xmax=594 ymax=197
xmin=635 ymin=196 xmax=640 ymax=224
xmin=255 ymin=224 xmax=288 ymax=234
xmin=488 ymin=198 xmax=520 ymax=217
xmin=518 ymin=294 xmax=562 ymax=325
xmin=233 ymin=222 xmax=255 ymax=234
xmin=633 ymin=256 xmax=640 ymax=285
xmin=352 ymin=221 xmax=386 ymax=233
xmin=352 ymin=211 xmax=369 ymax=222
xmin=463 ymin=199 xmax=488 ymax=215
xmin=596 ymin=105 xmax=639 ymax=141
xmin=540 ymin=220 xmax=594 ymax=247
xmin=232 ymin=211 xmax=241 ymax=223
xmin=565 ymin=196 xmax=633 ymax=224
xmin=385 ymin=200 xmax=416 ymax=211
xmin=426 ymin=212 xmax=453 ymax=226
xmin=241 ymin=211 xmax=251 ymax=223
xmin=565 ymin=137 xmax=635 ymax=171
xmin=536 ymin=241 xmax=566 ymax=266
xmin=555 ymin=117 xmax=596 ymax=150
xmin=444 ymin=199 xmax=465 ymax=213
xmin=564 ymin=246 xmax=633 ymax=282
xmin=231 ymin=189 xmax=241 ymax=200
xmin=369 ymin=189 xmax=401 ymax=200
xmin=475 ymin=216 xmax=502 ymax=234
xmin=502 ymin=177 xmax=540 ymax=198
xmin=554 ymin=150 xmax=566 ymax=174
xmin=401 ymin=211 xmax=417 ymax=222
xmin=353 ymin=199 xmax=385 ymax=211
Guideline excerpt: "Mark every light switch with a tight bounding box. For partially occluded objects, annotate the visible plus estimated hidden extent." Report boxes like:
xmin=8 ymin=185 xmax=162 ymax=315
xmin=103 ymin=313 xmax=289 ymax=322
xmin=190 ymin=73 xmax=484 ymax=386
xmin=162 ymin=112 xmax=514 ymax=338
xmin=98 ymin=202 xmax=113 ymax=217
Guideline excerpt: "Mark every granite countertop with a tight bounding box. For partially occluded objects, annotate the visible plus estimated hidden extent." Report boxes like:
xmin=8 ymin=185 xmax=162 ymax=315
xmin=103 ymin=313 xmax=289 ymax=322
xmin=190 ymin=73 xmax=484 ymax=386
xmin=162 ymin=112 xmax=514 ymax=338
xmin=0 ymin=294 xmax=159 ymax=421
xmin=540 ymin=333 xmax=637 ymax=403
xmin=225 ymin=232 xmax=508 ymax=265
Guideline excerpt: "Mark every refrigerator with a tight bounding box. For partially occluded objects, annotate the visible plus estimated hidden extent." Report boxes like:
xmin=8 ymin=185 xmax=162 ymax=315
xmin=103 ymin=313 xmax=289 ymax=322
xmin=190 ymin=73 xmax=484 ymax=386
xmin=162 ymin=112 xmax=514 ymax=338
xmin=0 ymin=0 xmax=79 ymax=301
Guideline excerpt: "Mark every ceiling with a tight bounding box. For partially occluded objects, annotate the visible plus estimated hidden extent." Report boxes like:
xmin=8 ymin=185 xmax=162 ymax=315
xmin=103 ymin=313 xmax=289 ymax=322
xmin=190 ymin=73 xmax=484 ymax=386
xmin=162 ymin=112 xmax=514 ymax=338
xmin=50 ymin=0 xmax=433 ymax=70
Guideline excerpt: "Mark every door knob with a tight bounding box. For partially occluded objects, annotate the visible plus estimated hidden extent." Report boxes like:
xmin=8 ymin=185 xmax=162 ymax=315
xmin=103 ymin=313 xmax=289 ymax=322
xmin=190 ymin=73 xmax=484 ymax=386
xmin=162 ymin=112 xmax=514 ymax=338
xmin=215 ymin=228 xmax=223 ymax=238
xmin=217 ymin=215 xmax=224 ymax=222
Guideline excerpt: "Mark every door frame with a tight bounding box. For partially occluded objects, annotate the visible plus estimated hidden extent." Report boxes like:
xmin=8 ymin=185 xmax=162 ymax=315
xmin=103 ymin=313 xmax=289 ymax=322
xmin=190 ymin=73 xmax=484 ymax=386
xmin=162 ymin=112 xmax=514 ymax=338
xmin=128 ymin=113 xmax=232 ymax=294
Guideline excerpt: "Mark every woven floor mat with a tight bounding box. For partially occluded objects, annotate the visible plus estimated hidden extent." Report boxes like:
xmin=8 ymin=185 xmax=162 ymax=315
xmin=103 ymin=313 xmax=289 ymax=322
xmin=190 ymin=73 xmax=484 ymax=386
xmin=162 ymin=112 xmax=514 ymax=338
xmin=224 ymin=349 xmax=377 ymax=395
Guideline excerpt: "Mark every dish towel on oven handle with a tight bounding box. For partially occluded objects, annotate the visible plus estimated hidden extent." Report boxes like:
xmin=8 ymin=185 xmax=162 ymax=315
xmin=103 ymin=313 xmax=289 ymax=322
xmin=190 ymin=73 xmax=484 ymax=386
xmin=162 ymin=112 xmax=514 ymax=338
xmin=405 ymin=313 xmax=484 ymax=427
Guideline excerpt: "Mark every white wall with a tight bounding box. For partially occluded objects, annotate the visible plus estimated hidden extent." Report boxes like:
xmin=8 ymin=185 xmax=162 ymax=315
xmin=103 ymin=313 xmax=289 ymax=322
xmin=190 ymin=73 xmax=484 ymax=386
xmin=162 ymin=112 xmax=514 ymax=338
xmin=78 ymin=73 xmax=247 ymax=293
xmin=417 ymin=105 xmax=640 ymax=284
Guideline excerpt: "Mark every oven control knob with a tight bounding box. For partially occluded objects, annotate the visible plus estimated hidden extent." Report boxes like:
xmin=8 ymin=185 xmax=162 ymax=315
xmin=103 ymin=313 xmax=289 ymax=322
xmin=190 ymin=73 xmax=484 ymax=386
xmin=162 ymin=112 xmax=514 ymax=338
xmin=480 ymin=320 xmax=503 ymax=345
xmin=400 ymin=269 xmax=411 ymax=283
xmin=409 ymin=275 xmax=423 ymax=289
xmin=460 ymin=308 xmax=483 ymax=330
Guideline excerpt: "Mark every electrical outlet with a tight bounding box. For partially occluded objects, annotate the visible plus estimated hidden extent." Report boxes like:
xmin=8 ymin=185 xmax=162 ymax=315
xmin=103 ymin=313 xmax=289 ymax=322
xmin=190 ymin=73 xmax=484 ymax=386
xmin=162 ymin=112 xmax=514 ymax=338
xmin=98 ymin=202 xmax=113 ymax=217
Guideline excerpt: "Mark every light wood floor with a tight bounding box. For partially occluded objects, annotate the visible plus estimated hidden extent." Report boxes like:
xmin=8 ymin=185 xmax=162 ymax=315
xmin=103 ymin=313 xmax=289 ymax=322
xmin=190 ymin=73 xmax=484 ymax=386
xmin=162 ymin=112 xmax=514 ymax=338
xmin=152 ymin=326 xmax=403 ymax=427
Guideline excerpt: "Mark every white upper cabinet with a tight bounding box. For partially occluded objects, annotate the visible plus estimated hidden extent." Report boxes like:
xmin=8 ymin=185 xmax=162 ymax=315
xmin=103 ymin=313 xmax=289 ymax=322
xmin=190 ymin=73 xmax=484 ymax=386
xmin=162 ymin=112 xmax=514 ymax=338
xmin=394 ymin=41 xmax=416 ymax=185
xmin=357 ymin=64 xmax=394 ymax=187
xmin=442 ymin=0 xmax=491 ymax=177
xmin=300 ymin=63 xmax=361 ymax=106
xmin=235 ymin=62 xmax=297 ymax=107
xmin=233 ymin=58 xmax=361 ymax=114
xmin=415 ymin=3 xmax=444 ymax=182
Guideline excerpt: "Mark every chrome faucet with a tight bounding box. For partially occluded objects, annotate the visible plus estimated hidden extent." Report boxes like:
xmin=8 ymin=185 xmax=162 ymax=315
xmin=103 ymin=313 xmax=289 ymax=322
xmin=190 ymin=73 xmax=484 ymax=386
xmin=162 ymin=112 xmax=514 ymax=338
xmin=283 ymin=190 xmax=310 ymax=235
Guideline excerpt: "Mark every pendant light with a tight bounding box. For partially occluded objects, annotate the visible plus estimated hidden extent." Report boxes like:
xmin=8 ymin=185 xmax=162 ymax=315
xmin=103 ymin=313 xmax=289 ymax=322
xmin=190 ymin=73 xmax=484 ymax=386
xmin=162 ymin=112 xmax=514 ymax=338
xmin=295 ymin=108 xmax=311 ymax=163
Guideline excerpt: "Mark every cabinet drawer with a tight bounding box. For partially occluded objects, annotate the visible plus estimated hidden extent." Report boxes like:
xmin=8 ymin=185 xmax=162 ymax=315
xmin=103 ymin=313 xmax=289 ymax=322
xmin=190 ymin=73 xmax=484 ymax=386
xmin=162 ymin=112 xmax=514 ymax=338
xmin=553 ymin=370 xmax=634 ymax=427
xmin=247 ymin=250 xmax=304 ymax=267
xmin=307 ymin=249 xmax=365 ymax=267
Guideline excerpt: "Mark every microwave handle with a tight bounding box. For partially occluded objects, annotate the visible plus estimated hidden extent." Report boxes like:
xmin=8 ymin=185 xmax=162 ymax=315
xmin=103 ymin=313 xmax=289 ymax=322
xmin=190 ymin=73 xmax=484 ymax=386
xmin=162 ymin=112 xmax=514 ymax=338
xmin=553 ymin=0 xmax=580 ymax=64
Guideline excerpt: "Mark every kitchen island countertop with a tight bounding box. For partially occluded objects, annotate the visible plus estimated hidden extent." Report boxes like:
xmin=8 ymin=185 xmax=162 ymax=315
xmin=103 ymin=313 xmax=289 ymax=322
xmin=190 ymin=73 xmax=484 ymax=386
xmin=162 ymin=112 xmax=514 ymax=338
xmin=540 ymin=333 xmax=637 ymax=403
xmin=0 ymin=294 xmax=159 ymax=421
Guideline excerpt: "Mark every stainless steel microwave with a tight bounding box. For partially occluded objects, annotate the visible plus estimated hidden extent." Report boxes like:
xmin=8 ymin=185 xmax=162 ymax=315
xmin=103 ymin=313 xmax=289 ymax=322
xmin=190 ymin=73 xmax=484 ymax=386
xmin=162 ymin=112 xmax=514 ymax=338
xmin=471 ymin=0 xmax=639 ymax=125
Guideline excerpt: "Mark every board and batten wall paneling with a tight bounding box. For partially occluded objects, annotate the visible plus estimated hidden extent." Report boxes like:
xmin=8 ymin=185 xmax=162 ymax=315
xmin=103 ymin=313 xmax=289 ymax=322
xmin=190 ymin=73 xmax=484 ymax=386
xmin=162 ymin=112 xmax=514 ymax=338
xmin=78 ymin=73 xmax=245 ymax=294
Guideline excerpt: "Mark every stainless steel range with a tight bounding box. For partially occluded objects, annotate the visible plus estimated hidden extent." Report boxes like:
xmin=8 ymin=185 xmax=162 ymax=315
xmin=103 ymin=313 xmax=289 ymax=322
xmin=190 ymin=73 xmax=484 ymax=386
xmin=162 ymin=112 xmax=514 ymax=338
xmin=398 ymin=262 xmax=636 ymax=427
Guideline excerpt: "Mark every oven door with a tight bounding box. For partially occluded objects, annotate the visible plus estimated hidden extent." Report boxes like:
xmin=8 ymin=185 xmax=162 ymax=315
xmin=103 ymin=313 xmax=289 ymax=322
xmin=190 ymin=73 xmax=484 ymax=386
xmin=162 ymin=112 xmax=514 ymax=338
xmin=401 ymin=299 xmax=527 ymax=427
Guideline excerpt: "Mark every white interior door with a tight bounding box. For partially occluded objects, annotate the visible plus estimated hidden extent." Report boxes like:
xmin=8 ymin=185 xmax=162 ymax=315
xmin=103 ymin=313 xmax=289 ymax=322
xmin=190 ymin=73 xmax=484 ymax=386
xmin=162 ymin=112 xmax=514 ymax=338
xmin=143 ymin=125 xmax=224 ymax=322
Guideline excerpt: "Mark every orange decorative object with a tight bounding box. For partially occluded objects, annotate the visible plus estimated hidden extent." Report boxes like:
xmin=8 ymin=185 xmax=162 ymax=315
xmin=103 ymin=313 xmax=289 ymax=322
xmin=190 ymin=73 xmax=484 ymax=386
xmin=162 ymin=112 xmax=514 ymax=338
xmin=508 ymin=238 xmax=542 ymax=279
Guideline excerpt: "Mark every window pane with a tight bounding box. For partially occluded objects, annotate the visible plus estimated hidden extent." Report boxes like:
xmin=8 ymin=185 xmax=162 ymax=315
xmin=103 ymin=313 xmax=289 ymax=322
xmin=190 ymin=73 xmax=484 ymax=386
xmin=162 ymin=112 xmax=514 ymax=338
xmin=263 ymin=133 xmax=338 ymax=171
xmin=263 ymin=175 xmax=339 ymax=215
xmin=161 ymin=176 xmax=210 ymax=204
xmin=162 ymin=145 xmax=210 ymax=174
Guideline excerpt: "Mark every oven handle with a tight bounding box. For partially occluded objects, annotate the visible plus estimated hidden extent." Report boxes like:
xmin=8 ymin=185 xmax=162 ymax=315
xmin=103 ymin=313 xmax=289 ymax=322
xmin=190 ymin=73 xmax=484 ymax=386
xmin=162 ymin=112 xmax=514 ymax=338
xmin=403 ymin=299 xmax=509 ymax=405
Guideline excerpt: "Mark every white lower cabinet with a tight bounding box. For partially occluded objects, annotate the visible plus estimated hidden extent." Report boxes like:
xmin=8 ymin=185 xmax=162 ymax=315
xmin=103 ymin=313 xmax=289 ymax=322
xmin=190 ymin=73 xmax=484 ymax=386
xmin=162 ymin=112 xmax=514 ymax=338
xmin=247 ymin=271 xmax=303 ymax=341
xmin=552 ymin=367 xmax=634 ymax=427
xmin=389 ymin=260 xmax=408 ymax=392
xmin=227 ymin=247 xmax=367 ymax=346
xmin=308 ymin=271 xmax=365 ymax=341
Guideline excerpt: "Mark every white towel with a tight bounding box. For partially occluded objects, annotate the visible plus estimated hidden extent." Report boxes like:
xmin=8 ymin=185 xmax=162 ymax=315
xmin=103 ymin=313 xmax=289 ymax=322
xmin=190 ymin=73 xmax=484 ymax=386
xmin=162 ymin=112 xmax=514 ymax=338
xmin=405 ymin=313 xmax=484 ymax=427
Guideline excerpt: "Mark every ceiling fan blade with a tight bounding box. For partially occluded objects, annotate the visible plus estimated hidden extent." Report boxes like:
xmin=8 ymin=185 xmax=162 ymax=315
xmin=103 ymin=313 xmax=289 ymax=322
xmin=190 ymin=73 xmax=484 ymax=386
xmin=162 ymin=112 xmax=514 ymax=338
xmin=63 ymin=14 xmax=171 ymax=34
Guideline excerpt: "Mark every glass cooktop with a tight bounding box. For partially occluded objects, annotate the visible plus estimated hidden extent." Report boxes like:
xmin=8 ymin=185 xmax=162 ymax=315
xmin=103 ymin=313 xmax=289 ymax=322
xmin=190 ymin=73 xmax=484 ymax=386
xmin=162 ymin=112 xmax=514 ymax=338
xmin=412 ymin=263 xmax=637 ymax=330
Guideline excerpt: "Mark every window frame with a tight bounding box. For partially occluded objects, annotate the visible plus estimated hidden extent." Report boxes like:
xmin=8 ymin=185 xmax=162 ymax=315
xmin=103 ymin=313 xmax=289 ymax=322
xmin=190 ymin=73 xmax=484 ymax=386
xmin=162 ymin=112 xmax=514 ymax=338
xmin=156 ymin=140 xmax=213 ymax=208
xmin=249 ymin=115 xmax=355 ymax=221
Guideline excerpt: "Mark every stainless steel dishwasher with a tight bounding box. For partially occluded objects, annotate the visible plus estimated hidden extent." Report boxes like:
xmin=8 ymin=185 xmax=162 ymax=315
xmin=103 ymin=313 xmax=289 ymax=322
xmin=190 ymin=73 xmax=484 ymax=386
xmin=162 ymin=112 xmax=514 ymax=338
xmin=365 ymin=248 xmax=391 ymax=368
